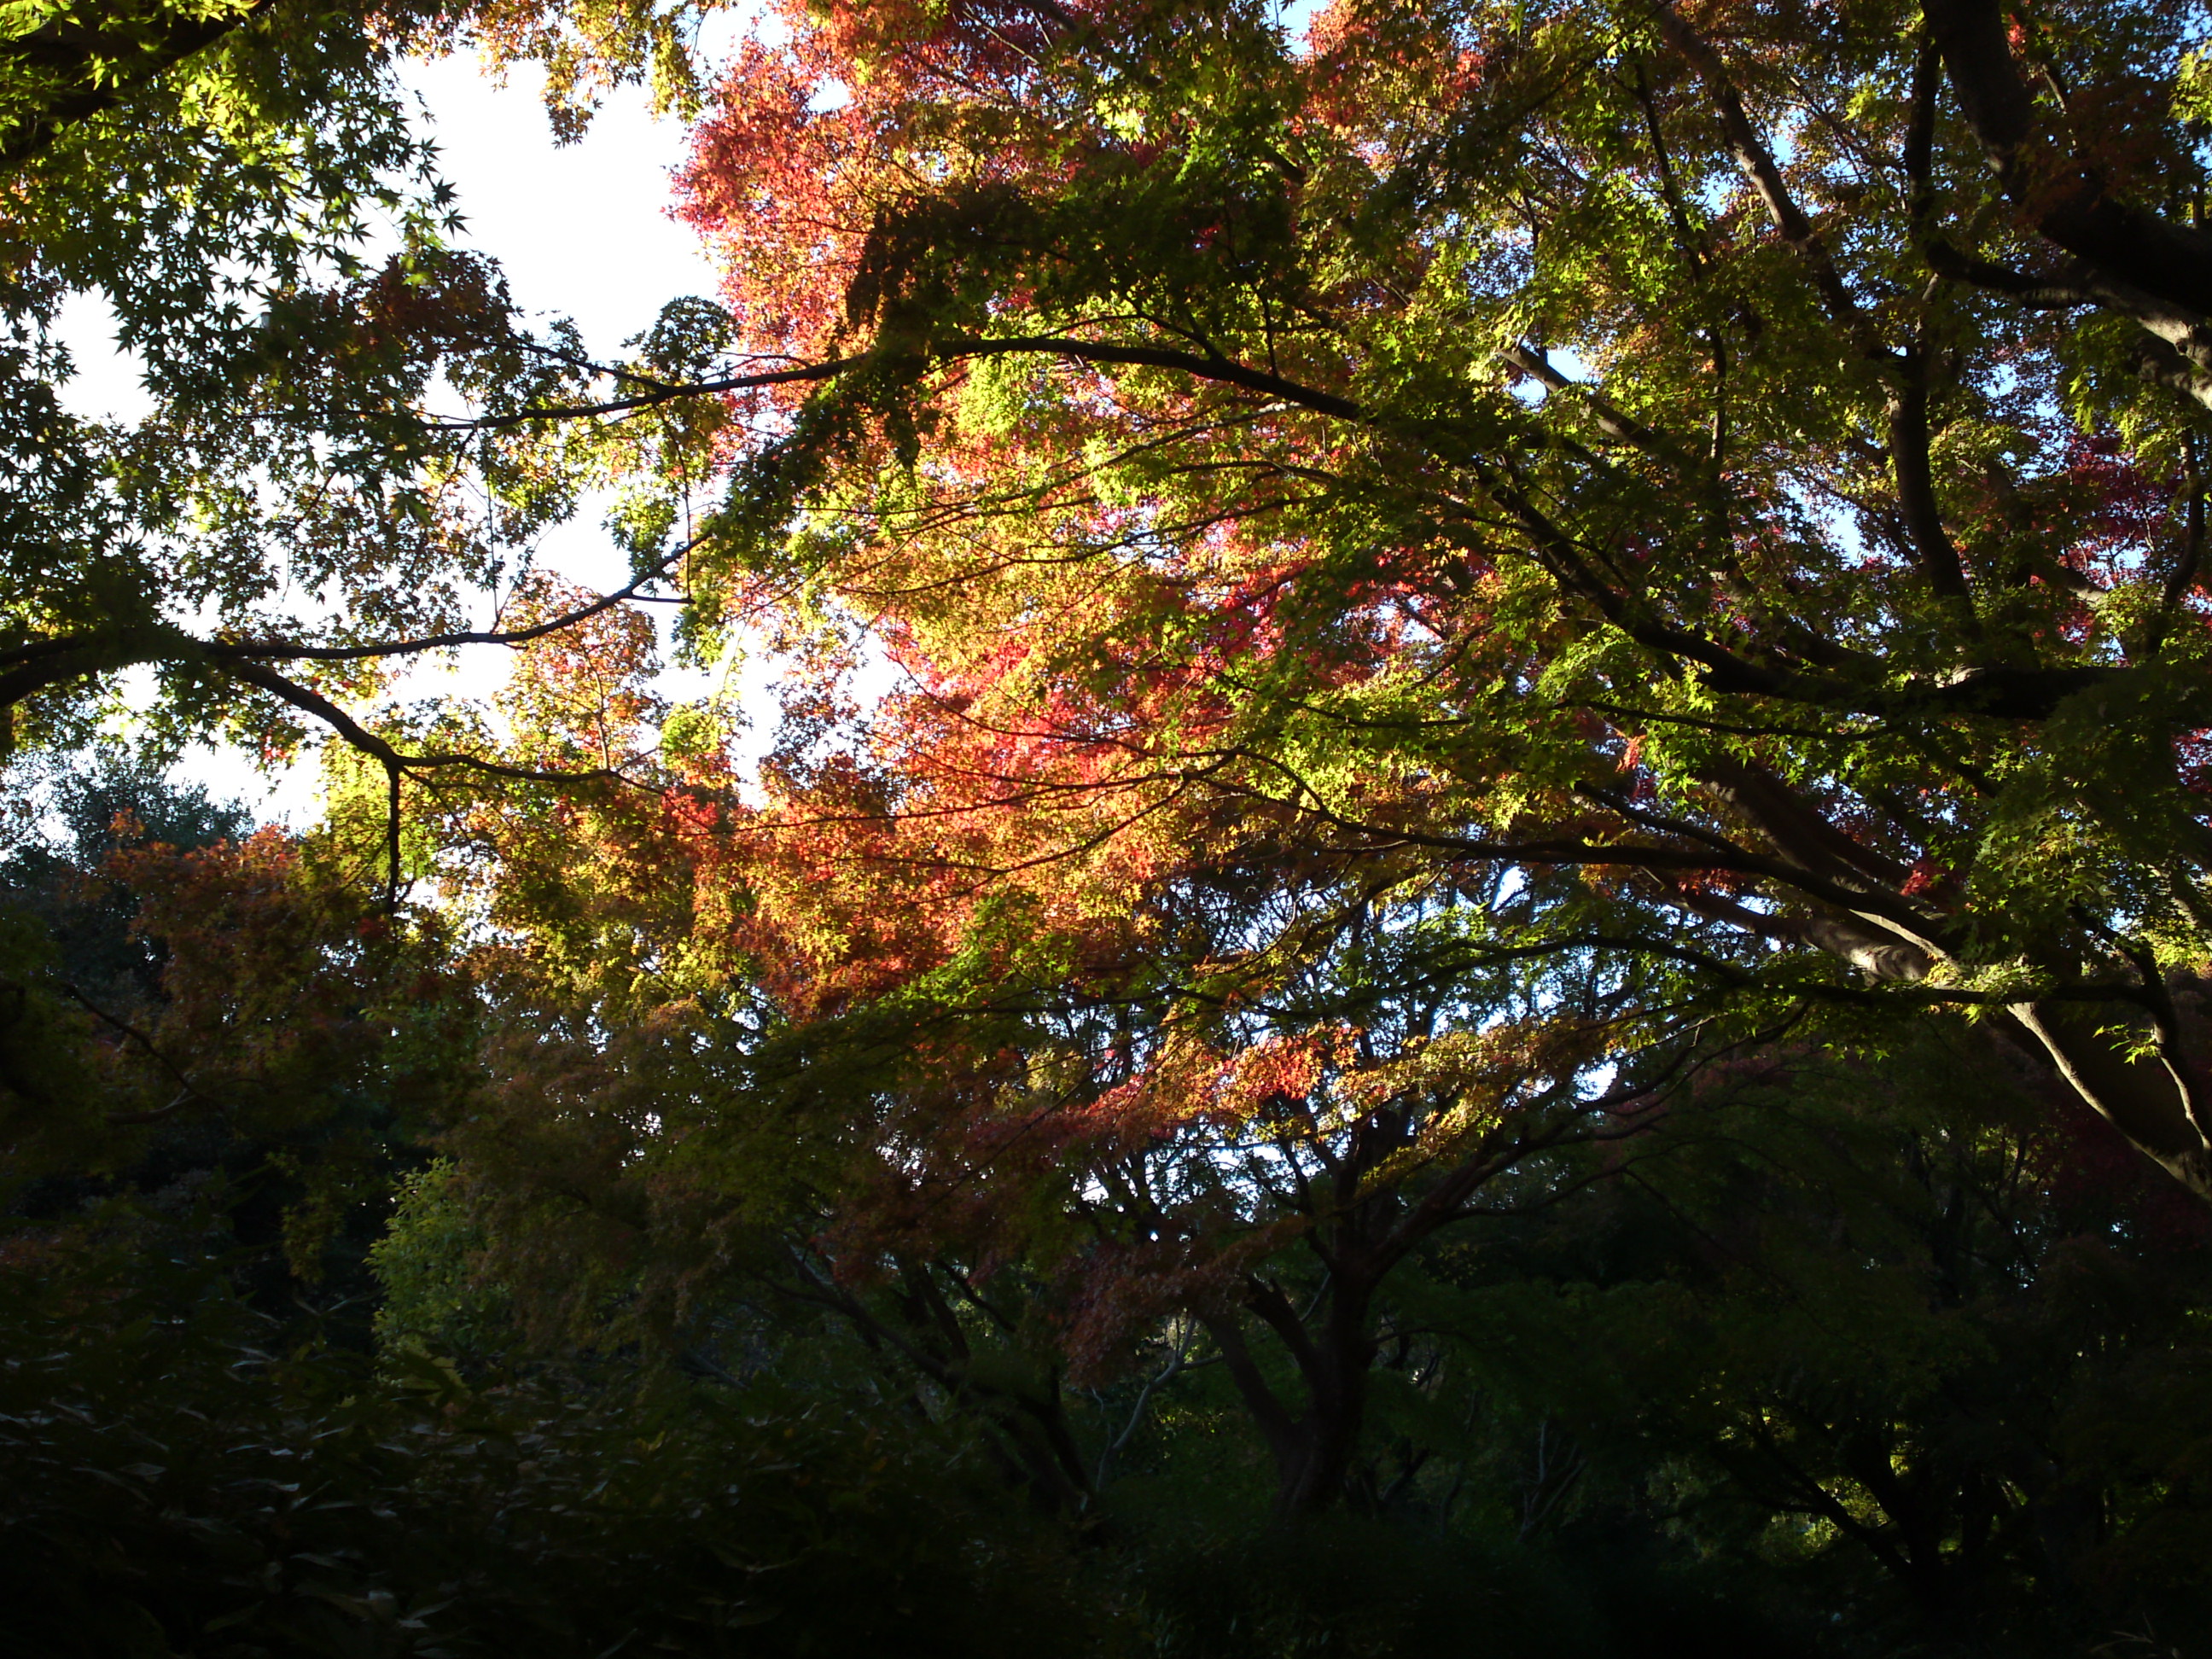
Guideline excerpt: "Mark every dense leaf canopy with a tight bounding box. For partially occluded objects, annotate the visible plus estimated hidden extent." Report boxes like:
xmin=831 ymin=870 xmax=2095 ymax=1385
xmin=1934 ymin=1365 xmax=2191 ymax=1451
xmin=9 ymin=1 xmax=2212 ymax=1653
xmin=636 ymin=0 xmax=2212 ymax=1200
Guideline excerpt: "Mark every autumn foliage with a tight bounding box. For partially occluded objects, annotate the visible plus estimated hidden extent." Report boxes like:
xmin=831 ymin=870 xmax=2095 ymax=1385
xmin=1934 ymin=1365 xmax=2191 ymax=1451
xmin=13 ymin=0 xmax=2212 ymax=1650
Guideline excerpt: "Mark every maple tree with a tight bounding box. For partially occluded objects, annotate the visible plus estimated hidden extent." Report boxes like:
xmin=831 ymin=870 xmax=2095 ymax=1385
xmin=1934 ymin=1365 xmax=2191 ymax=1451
xmin=13 ymin=0 xmax=2212 ymax=1643
xmin=527 ymin=0 xmax=2212 ymax=1206
xmin=0 ymin=0 xmax=750 ymax=906
xmin=381 ymin=0 xmax=2212 ymax=1521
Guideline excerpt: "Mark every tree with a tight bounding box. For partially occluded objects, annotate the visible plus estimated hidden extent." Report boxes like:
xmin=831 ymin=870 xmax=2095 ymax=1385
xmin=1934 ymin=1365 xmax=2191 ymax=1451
xmin=518 ymin=0 xmax=2212 ymax=1214
xmin=0 ymin=0 xmax=745 ymax=901
xmin=358 ymin=0 xmax=2212 ymax=1522
xmin=1429 ymin=1025 xmax=2212 ymax=1648
xmin=0 ymin=1213 xmax=1117 ymax=1659
xmin=415 ymin=497 xmax=1775 ymax=1519
xmin=15 ymin=3 xmax=2212 ymax=1642
xmin=0 ymin=761 xmax=479 ymax=1326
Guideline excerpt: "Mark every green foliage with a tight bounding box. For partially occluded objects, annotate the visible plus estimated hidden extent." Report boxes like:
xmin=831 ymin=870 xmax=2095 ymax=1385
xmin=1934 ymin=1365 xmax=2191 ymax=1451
xmin=1129 ymin=1516 xmax=1813 ymax=1659
xmin=0 ymin=1212 xmax=1121 ymax=1659
xmin=16 ymin=2 xmax=2212 ymax=1653
xmin=0 ymin=0 xmax=645 ymax=798
xmin=370 ymin=1159 xmax=518 ymax=1359
xmin=1406 ymin=1034 xmax=2212 ymax=1653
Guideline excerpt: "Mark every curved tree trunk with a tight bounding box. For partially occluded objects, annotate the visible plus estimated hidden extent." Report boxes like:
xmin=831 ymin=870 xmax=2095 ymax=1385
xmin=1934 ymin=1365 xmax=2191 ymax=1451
xmin=2005 ymin=1003 xmax=2212 ymax=1199
xmin=1202 ymin=1267 xmax=1382 ymax=1518
xmin=1694 ymin=760 xmax=2212 ymax=1204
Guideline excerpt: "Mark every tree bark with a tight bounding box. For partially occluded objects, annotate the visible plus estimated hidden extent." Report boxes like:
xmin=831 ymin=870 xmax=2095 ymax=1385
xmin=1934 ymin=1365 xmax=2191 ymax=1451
xmin=1695 ymin=762 xmax=2212 ymax=1204
xmin=2005 ymin=1003 xmax=2212 ymax=1199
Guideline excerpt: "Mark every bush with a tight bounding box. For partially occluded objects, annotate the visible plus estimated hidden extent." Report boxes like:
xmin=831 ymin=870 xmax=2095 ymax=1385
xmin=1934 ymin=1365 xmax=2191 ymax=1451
xmin=0 ymin=1223 xmax=1116 ymax=1659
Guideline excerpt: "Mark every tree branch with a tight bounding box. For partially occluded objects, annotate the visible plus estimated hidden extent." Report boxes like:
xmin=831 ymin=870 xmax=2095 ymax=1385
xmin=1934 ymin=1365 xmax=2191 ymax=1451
xmin=0 ymin=0 xmax=282 ymax=173
xmin=1924 ymin=0 xmax=2212 ymax=331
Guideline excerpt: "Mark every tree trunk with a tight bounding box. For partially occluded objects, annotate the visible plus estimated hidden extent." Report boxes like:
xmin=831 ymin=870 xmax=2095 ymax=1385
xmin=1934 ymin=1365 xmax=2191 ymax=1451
xmin=2005 ymin=1003 xmax=2212 ymax=1202
xmin=1203 ymin=1269 xmax=1381 ymax=1519
xmin=1270 ymin=1281 xmax=1377 ymax=1518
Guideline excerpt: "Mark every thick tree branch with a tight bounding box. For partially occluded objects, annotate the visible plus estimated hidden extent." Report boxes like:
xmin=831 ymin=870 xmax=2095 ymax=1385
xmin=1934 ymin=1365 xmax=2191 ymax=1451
xmin=0 ymin=0 xmax=281 ymax=173
xmin=1650 ymin=1 xmax=1877 ymax=349
xmin=466 ymin=331 xmax=1361 ymax=434
xmin=961 ymin=335 xmax=1362 ymax=421
xmin=451 ymin=354 xmax=864 ymax=428
xmin=208 ymin=533 xmax=703 ymax=663
xmin=1198 ymin=1311 xmax=1301 ymax=1465
xmin=1499 ymin=343 xmax=1691 ymax=467
xmin=1924 ymin=0 xmax=2212 ymax=334
xmin=1885 ymin=346 xmax=1977 ymax=607
xmin=2004 ymin=1003 xmax=2212 ymax=1196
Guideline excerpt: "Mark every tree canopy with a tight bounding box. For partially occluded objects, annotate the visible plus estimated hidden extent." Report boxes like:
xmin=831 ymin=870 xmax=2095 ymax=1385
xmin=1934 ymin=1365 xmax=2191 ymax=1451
xmin=639 ymin=0 xmax=2212 ymax=1203
xmin=8 ymin=1 xmax=2212 ymax=1654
